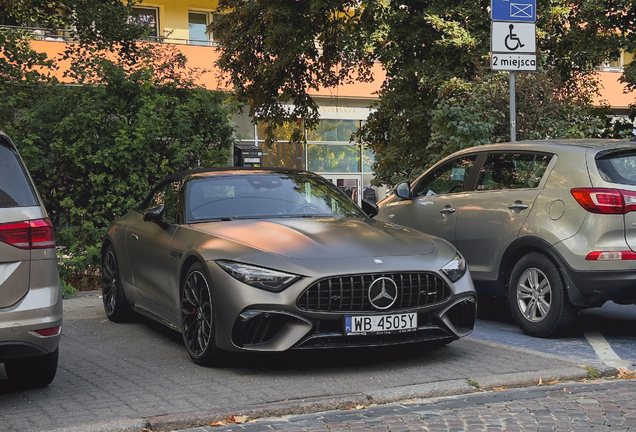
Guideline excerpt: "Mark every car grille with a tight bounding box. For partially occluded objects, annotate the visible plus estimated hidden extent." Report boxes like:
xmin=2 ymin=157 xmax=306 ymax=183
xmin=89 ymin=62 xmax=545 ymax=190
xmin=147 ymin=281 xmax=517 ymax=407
xmin=297 ymin=272 xmax=451 ymax=312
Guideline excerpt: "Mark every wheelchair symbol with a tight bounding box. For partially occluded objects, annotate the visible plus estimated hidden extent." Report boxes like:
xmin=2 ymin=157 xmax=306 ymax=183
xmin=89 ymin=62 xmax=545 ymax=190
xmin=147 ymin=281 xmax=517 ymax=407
xmin=505 ymin=24 xmax=525 ymax=51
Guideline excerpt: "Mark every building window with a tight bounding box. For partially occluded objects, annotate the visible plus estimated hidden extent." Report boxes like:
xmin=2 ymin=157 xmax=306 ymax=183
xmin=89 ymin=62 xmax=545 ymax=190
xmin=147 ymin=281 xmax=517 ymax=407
xmin=189 ymin=12 xmax=223 ymax=46
xmin=188 ymin=12 xmax=209 ymax=45
xmin=307 ymin=119 xmax=359 ymax=142
xmin=131 ymin=6 xmax=159 ymax=39
xmin=307 ymin=144 xmax=361 ymax=173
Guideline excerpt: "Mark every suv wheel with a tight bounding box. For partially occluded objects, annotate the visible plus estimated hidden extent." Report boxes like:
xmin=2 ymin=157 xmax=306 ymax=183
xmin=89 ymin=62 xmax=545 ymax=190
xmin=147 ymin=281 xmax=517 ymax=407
xmin=4 ymin=347 xmax=59 ymax=388
xmin=508 ymin=253 xmax=577 ymax=337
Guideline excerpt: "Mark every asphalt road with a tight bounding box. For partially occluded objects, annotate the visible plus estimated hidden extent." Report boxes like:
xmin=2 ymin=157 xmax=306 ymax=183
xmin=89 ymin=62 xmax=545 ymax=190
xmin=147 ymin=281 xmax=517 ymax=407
xmin=0 ymin=291 xmax=632 ymax=432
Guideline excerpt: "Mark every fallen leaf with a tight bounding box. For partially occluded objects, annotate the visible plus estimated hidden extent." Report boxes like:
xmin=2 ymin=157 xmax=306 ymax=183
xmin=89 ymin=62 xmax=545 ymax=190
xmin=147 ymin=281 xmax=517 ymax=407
xmin=549 ymin=378 xmax=560 ymax=385
xmin=618 ymin=369 xmax=636 ymax=379
xmin=355 ymin=405 xmax=365 ymax=410
xmin=538 ymin=377 xmax=543 ymax=386
xmin=209 ymin=420 xmax=227 ymax=427
xmin=492 ymin=387 xmax=507 ymax=392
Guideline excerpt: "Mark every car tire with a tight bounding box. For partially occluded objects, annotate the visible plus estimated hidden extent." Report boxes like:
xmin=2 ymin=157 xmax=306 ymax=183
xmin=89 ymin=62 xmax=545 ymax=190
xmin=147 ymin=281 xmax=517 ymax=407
xmin=508 ymin=252 xmax=577 ymax=337
xmin=101 ymin=245 xmax=130 ymax=323
xmin=181 ymin=262 xmax=226 ymax=366
xmin=4 ymin=347 xmax=59 ymax=388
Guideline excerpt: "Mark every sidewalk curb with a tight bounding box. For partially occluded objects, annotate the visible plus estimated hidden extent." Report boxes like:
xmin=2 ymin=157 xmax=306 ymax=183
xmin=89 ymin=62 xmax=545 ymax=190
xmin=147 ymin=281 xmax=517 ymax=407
xmin=143 ymin=364 xmax=617 ymax=432
xmin=147 ymin=393 xmax=370 ymax=432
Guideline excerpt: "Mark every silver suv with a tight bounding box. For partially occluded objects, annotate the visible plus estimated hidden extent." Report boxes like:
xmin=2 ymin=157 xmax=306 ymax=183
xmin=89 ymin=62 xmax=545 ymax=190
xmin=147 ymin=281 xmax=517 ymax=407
xmin=376 ymin=139 xmax=636 ymax=337
xmin=0 ymin=132 xmax=62 ymax=387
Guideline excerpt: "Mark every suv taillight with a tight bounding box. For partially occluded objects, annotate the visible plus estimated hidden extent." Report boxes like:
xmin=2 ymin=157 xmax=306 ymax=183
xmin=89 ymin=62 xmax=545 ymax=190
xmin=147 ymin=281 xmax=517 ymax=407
xmin=571 ymin=188 xmax=636 ymax=214
xmin=0 ymin=218 xmax=56 ymax=250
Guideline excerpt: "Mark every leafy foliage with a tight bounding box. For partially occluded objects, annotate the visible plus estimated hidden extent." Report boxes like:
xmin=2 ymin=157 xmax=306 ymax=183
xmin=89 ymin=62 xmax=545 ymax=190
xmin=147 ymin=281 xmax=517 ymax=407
xmin=213 ymin=0 xmax=636 ymax=186
xmin=213 ymin=0 xmax=370 ymax=144
xmin=423 ymin=71 xmax=633 ymax=179
xmin=0 ymin=3 xmax=235 ymax=286
xmin=2 ymin=58 xmax=234 ymax=282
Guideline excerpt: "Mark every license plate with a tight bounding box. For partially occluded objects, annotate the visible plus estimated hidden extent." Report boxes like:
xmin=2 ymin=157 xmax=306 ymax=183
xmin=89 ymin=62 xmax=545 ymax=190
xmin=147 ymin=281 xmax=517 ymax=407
xmin=345 ymin=313 xmax=417 ymax=335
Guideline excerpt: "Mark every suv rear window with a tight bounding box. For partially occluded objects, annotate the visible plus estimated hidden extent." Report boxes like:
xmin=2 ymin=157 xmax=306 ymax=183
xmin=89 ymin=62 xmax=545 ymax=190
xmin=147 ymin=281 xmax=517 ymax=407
xmin=0 ymin=143 xmax=38 ymax=208
xmin=596 ymin=149 xmax=636 ymax=186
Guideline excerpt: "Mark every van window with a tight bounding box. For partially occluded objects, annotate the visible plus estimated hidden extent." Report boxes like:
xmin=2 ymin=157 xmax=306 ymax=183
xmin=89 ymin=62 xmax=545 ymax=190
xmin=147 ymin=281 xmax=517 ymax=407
xmin=0 ymin=144 xmax=38 ymax=208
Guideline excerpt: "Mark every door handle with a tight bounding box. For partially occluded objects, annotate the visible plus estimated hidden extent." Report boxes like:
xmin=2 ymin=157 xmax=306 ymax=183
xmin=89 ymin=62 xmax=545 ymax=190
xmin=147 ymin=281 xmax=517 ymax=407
xmin=131 ymin=233 xmax=139 ymax=240
xmin=508 ymin=201 xmax=529 ymax=210
xmin=440 ymin=206 xmax=456 ymax=215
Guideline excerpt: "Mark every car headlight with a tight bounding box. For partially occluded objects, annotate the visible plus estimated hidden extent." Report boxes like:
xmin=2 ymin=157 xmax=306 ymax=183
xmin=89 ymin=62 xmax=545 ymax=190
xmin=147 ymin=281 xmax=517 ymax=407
xmin=440 ymin=252 xmax=467 ymax=282
xmin=216 ymin=260 xmax=300 ymax=292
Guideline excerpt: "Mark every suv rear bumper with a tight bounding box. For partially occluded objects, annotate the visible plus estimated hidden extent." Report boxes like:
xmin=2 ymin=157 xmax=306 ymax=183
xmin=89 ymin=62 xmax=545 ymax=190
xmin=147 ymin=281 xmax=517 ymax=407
xmin=558 ymin=263 xmax=636 ymax=307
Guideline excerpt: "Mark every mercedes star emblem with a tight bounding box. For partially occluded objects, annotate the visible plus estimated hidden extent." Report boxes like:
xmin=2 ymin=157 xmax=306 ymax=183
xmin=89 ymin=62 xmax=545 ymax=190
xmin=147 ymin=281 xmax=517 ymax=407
xmin=368 ymin=277 xmax=398 ymax=310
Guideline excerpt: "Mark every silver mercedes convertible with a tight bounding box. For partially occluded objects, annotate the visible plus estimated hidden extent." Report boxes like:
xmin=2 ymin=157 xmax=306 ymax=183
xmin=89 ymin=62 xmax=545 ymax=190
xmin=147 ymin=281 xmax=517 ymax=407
xmin=101 ymin=168 xmax=476 ymax=366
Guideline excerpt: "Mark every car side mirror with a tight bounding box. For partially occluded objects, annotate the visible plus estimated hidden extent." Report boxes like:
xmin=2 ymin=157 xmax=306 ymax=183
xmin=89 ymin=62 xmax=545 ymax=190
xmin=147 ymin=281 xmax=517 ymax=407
xmin=361 ymin=199 xmax=379 ymax=218
xmin=395 ymin=182 xmax=412 ymax=200
xmin=143 ymin=204 xmax=165 ymax=223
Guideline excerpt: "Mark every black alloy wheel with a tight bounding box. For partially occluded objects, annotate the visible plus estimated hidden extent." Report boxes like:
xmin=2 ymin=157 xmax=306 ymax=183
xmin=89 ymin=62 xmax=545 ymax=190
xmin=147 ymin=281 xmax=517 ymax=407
xmin=181 ymin=262 xmax=224 ymax=366
xmin=101 ymin=246 xmax=130 ymax=322
xmin=507 ymin=252 xmax=577 ymax=337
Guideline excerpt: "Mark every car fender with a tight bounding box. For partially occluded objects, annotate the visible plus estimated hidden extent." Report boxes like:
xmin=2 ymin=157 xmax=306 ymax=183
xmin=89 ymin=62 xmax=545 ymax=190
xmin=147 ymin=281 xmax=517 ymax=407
xmin=494 ymin=236 xmax=586 ymax=305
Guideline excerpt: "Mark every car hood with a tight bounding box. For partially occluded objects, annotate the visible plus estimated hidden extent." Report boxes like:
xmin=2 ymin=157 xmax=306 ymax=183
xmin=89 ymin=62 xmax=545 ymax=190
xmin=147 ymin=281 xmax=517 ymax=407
xmin=189 ymin=217 xmax=435 ymax=260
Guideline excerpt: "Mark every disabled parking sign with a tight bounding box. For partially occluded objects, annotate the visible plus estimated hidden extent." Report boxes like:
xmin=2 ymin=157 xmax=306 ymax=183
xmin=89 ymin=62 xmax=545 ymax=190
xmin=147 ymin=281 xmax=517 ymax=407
xmin=491 ymin=0 xmax=536 ymax=22
xmin=491 ymin=22 xmax=535 ymax=53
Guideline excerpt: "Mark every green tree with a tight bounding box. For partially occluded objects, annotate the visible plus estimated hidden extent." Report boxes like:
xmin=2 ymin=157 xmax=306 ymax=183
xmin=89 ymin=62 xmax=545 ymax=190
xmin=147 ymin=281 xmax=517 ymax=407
xmin=213 ymin=0 xmax=635 ymax=186
xmin=213 ymin=0 xmax=369 ymax=143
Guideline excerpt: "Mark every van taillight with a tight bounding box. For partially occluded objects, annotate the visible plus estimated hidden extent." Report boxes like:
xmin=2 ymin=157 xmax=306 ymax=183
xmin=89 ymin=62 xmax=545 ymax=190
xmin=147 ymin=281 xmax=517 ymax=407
xmin=571 ymin=188 xmax=636 ymax=214
xmin=0 ymin=218 xmax=56 ymax=250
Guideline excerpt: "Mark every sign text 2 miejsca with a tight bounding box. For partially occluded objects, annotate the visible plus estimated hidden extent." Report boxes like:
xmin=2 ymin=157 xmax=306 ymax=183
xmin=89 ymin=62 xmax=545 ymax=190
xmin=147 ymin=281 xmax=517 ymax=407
xmin=345 ymin=313 xmax=417 ymax=335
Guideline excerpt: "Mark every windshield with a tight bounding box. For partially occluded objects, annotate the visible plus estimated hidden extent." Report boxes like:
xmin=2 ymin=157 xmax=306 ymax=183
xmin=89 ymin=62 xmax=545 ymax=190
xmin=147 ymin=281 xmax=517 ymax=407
xmin=185 ymin=172 xmax=366 ymax=223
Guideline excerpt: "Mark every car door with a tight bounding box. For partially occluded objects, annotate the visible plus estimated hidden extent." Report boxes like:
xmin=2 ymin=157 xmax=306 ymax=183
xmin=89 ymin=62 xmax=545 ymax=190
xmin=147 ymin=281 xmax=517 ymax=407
xmin=391 ymin=154 xmax=479 ymax=243
xmin=126 ymin=181 xmax=180 ymax=311
xmin=455 ymin=152 xmax=553 ymax=281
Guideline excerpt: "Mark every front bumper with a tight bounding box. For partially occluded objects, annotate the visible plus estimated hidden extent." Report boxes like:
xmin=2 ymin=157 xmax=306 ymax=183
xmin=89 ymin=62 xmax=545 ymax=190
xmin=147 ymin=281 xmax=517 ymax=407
xmin=230 ymin=294 xmax=476 ymax=350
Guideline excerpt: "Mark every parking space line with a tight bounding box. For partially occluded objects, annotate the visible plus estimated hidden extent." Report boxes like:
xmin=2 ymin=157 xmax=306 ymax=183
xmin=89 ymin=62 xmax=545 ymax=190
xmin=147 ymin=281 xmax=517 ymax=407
xmin=583 ymin=330 xmax=632 ymax=369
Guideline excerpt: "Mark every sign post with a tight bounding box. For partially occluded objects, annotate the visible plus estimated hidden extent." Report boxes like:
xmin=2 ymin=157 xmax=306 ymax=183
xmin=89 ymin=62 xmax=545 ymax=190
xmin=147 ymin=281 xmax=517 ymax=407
xmin=491 ymin=0 xmax=536 ymax=142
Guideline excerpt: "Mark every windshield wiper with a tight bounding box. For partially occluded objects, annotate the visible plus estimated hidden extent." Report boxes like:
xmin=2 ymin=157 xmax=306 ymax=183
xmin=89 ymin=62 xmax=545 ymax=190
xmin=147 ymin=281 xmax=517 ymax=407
xmin=189 ymin=217 xmax=235 ymax=223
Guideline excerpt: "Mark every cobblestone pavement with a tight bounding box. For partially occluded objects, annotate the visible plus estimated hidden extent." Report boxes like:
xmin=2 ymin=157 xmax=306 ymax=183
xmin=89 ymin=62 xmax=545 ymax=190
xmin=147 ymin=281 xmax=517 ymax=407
xmin=0 ymin=292 xmax=620 ymax=432
xmin=179 ymin=380 xmax=636 ymax=432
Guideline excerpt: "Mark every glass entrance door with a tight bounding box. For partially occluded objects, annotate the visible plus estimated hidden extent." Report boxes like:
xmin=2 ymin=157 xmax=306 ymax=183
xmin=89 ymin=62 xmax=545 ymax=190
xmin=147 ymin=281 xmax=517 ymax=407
xmin=321 ymin=174 xmax=362 ymax=206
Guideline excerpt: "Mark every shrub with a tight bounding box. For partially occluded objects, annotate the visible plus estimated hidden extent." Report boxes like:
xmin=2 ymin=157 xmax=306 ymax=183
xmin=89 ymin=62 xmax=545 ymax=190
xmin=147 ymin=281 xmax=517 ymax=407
xmin=2 ymin=52 xmax=236 ymax=288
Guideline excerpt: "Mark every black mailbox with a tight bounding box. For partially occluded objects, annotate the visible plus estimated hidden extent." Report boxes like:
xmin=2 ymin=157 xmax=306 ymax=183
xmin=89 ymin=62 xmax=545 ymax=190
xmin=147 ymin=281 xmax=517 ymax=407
xmin=234 ymin=144 xmax=263 ymax=167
